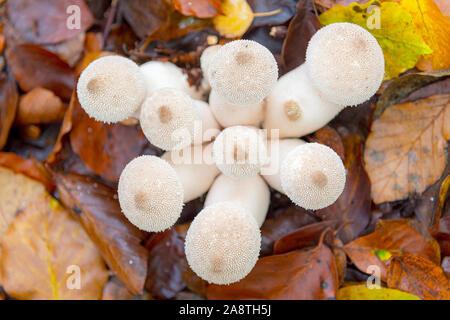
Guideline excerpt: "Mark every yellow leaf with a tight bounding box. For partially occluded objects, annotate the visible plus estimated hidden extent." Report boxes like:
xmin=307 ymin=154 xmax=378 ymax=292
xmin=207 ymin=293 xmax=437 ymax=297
xmin=338 ymin=284 xmax=421 ymax=300
xmin=400 ymin=0 xmax=450 ymax=71
xmin=213 ymin=0 xmax=254 ymax=38
xmin=319 ymin=0 xmax=432 ymax=79
xmin=364 ymin=94 xmax=450 ymax=204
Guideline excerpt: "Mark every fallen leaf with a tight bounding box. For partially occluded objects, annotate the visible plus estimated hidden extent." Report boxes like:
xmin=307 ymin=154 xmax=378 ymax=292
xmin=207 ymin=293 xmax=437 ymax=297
xmin=307 ymin=126 xmax=345 ymax=161
xmin=281 ymin=0 xmax=321 ymax=73
xmin=337 ymin=283 xmax=421 ymax=300
xmin=319 ymin=0 xmax=432 ymax=79
xmin=0 ymin=152 xmax=54 ymax=192
xmin=0 ymin=72 xmax=18 ymax=150
xmin=364 ymin=94 xmax=449 ymax=203
xmin=213 ymin=0 xmax=254 ymax=38
xmin=6 ymin=44 xmax=76 ymax=100
xmin=5 ymin=0 xmax=93 ymax=45
xmin=344 ymin=219 xmax=441 ymax=279
xmin=54 ymin=172 xmax=149 ymax=295
xmin=15 ymin=87 xmax=66 ymax=125
xmin=145 ymin=229 xmax=186 ymax=299
xmin=207 ymin=244 xmax=338 ymax=299
xmin=174 ymin=0 xmax=221 ymax=18
xmin=70 ymin=95 xmax=154 ymax=182
xmin=0 ymin=167 xmax=46 ymax=238
xmin=431 ymin=216 xmax=450 ymax=257
xmin=442 ymin=257 xmax=450 ymax=278
xmin=400 ymin=0 xmax=450 ymax=71
xmin=0 ymin=195 xmax=108 ymax=299
xmin=433 ymin=0 xmax=450 ymax=19
xmin=387 ymin=254 xmax=450 ymax=300
xmin=317 ymin=129 xmax=371 ymax=243
xmin=248 ymin=0 xmax=298 ymax=28
xmin=102 ymin=277 xmax=135 ymax=300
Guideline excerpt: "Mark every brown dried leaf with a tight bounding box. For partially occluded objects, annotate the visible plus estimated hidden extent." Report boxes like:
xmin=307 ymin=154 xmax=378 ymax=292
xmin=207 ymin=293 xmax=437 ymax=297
xmin=54 ymin=172 xmax=149 ymax=295
xmin=5 ymin=0 xmax=93 ymax=45
xmin=6 ymin=44 xmax=76 ymax=100
xmin=387 ymin=254 xmax=450 ymax=300
xmin=345 ymin=219 xmax=441 ymax=280
xmin=0 ymin=72 xmax=18 ymax=150
xmin=16 ymin=87 xmax=66 ymax=125
xmin=364 ymin=94 xmax=450 ymax=204
xmin=174 ymin=0 xmax=221 ymax=18
xmin=207 ymin=243 xmax=338 ymax=299
xmin=102 ymin=277 xmax=135 ymax=300
xmin=307 ymin=126 xmax=345 ymax=161
xmin=0 ymin=195 xmax=108 ymax=300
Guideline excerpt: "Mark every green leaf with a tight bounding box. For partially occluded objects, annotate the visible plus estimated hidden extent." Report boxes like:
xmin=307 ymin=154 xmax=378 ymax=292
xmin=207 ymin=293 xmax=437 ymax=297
xmin=338 ymin=284 xmax=421 ymax=300
xmin=319 ymin=1 xmax=432 ymax=80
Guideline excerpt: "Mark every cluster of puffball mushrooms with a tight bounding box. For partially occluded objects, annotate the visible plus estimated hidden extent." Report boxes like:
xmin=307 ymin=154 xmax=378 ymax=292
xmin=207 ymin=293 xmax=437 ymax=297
xmin=77 ymin=23 xmax=385 ymax=285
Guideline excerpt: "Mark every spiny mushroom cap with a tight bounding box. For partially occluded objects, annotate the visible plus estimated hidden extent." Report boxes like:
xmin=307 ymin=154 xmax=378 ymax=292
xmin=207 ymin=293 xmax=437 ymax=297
xmin=213 ymin=126 xmax=267 ymax=178
xmin=77 ymin=55 xmax=147 ymax=123
xmin=118 ymin=155 xmax=184 ymax=232
xmin=208 ymin=40 xmax=278 ymax=105
xmin=305 ymin=23 xmax=385 ymax=106
xmin=185 ymin=202 xmax=261 ymax=285
xmin=280 ymin=143 xmax=346 ymax=210
xmin=140 ymin=88 xmax=196 ymax=151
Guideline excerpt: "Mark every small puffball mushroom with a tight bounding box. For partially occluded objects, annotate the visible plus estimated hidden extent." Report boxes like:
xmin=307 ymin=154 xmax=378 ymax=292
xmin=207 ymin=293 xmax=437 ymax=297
xmin=305 ymin=22 xmax=385 ymax=106
xmin=200 ymin=45 xmax=221 ymax=87
xmin=77 ymin=55 xmax=147 ymax=123
xmin=162 ymin=143 xmax=220 ymax=203
xmin=140 ymin=61 xmax=206 ymax=100
xmin=263 ymin=64 xmax=344 ymax=138
xmin=140 ymin=88 xmax=219 ymax=150
xmin=209 ymin=89 xmax=264 ymax=128
xmin=261 ymin=138 xmax=306 ymax=193
xmin=185 ymin=202 xmax=261 ymax=284
xmin=280 ymin=143 xmax=346 ymax=210
xmin=118 ymin=155 xmax=184 ymax=232
xmin=208 ymin=40 xmax=278 ymax=105
xmin=213 ymin=126 xmax=267 ymax=179
xmin=205 ymin=174 xmax=270 ymax=227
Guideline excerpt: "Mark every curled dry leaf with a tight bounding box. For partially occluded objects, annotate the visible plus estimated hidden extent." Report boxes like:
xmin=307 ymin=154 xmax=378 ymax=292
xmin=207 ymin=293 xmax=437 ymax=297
xmin=0 ymin=72 xmax=18 ymax=150
xmin=442 ymin=257 xmax=450 ymax=278
xmin=15 ymin=87 xmax=66 ymax=125
xmin=70 ymin=95 xmax=154 ymax=183
xmin=364 ymin=94 xmax=449 ymax=204
xmin=317 ymin=129 xmax=371 ymax=244
xmin=337 ymin=283 xmax=420 ymax=300
xmin=54 ymin=172 xmax=149 ymax=295
xmin=0 ymin=195 xmax=108 ymax=300
xmin=174 ymin=0 xmax=221 ymax=18
xmin=344 ymin=219 xmax=441 ymax=280
xmin=5 ymin=0 xmax=93 ymax=45
xmin=387 ymin=254 xmax=450 ymax=300
xmin=431 ymin=216 xmax=450 ymax=257
xmin=207 ymin=243 xmax=338 ymax=299
xmin=6 ymin=44 xmax=76 ymax=100
xmin=145 ymin=229 xmax=186 ymax=299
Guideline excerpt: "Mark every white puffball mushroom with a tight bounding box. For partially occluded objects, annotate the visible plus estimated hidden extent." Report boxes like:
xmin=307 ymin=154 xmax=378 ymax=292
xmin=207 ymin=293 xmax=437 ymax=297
xmin=118 ymin=155 xmax=184 ymax=232
xmin=280 ymin=143 xmax=346 ymax=210
xmin=305 ymin=22 xmax=385 ymax=106
xmin=140 ymin=88 xmax=195 ymax=151
xmin=185 ymin=202 xmax=261 ymax=285
xmin=208 ymin=40 xmax=278 ymax=105
xmin=140 ymin=60 xmax=206 ymax=100
xmin=209 ymin=89 xmax=264 ymax=128
xmin=192 ymin=99 xmax=221 ymax=144
xmin=213 ymin=126 xmax=267 ymax=179
xmin=162 ymin=143 xmax=219 ymax=203
xmin=205 ymin=174 xmax=270 ymax=227
xmin=261 ymin=138 xmax=306 ymax=193
xmin=263 ymin=64 xmax=344 ymax=138
xmin=77 ymin=55 xmax=147 ymax=123
xmin=200 ymin=45 xmax=221 ymax=87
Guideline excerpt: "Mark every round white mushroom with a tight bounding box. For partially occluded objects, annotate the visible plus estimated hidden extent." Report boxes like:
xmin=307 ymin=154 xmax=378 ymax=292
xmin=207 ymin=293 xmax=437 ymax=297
xmin=118 ymin=155 xmax=184 ymax=232
xmin=77 ymin=55 xmax=147 ymax=123
xmin=208 ymin=40 xmax=278 ymax=105
xmin=185 ymin=202 xmax=261 ymax=285
xmin=280 ymin=143 xmax=346 ymax=210
xmin=305 ymin=22 xmax=385 ymax=106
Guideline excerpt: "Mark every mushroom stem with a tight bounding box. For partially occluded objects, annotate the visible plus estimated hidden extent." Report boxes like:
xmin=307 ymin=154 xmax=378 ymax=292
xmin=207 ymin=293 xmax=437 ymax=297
xmin=205 ymin=174 xmax=270 ymax=227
